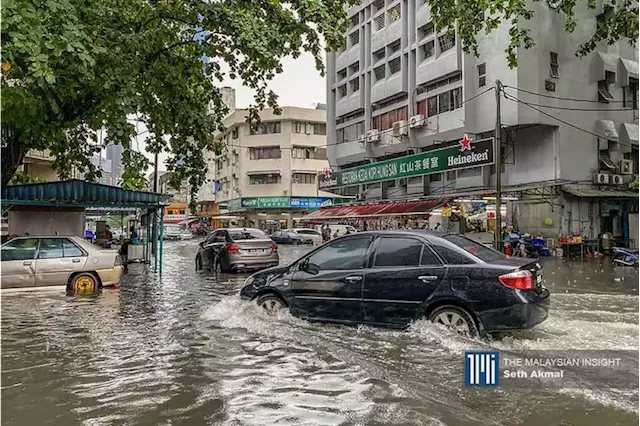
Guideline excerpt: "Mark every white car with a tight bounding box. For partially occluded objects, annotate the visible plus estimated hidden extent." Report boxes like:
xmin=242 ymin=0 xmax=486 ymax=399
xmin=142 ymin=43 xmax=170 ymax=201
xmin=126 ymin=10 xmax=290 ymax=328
xmin=315 ymin=224 xmax=358 ymax=238
xmin=288 ymin=228 xmax=323 ymax=245
xmin=163 ymin=225 xmax=193 ymax=240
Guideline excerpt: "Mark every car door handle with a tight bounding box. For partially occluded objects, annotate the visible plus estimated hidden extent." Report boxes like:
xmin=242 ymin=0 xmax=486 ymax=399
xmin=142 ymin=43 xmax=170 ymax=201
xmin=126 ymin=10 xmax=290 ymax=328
xmin=418 ymin=275 xmax=438 ymax=282
xmin=344 ymin=276 xmax=362 ymax=283
xmin=23 ymin=261 xmax=32 ymax=266
xmin=72 ymin=259 xmax=81 ymax=263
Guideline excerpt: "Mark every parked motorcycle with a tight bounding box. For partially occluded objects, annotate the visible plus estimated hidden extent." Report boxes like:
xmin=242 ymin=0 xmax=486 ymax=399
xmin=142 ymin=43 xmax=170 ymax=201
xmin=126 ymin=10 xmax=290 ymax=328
xmin=612 ymin=247 xmax=639 ymax=266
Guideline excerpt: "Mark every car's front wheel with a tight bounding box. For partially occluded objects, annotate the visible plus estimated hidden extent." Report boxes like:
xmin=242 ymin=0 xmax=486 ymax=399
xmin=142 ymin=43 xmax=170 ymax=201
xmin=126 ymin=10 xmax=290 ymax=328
xmin=428 ymin=305 xmax=478 ymax=337
xmin=256 ymin=294 xmax=286 ymax=314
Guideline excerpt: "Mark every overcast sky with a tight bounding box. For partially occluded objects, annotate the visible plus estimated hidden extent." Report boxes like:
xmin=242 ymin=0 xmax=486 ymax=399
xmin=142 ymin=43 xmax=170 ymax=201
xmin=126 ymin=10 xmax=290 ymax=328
xmin=141 ymin=52 xmax=326 ymax=173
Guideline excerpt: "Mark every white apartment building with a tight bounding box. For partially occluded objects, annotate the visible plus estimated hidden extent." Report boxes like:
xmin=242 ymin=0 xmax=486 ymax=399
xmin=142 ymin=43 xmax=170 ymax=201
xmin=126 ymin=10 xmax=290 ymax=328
xmin=203 ymin=106 xmax=340 ymax=229
xmin=325 ymin=0 xmax=638 ymax=242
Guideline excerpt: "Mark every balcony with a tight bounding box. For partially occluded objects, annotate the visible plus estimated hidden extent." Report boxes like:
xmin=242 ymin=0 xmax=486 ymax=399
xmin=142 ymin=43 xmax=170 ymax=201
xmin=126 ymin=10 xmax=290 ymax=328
xmin=24 ymin=149 xmax=54 ymax=163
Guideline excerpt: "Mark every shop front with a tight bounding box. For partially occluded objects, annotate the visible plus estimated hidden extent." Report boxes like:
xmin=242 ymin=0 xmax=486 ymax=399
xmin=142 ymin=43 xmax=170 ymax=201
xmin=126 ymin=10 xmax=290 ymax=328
xmin=227 ymin=196 xmax=345 ymax=232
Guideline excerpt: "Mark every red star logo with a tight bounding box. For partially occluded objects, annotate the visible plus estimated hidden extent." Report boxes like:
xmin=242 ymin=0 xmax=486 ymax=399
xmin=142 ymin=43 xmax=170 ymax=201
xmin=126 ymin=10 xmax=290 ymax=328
xmin=323 ymin=168 xmax=332 ymax=178
xmin=459 ymin=134 xmax=472 ymax=152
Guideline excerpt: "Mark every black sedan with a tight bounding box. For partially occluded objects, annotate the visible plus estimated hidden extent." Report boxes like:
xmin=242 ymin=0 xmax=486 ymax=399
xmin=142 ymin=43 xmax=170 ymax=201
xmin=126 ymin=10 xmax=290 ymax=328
xmin=240 ymin=230 xmax=550 ymax=336
xmin=270 ymin=230 xmax=313 ymax=245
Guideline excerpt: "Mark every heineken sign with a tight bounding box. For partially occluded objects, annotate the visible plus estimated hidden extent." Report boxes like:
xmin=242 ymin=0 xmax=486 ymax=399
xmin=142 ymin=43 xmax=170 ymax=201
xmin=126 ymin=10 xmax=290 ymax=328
xmin=319 ymin=136 xmax=495 ymax=190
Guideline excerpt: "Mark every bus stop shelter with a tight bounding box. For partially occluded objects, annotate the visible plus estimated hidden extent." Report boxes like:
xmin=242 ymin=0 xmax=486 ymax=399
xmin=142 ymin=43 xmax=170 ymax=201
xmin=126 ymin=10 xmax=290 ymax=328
xmin=1 ymin=180 xmax=171 ymax=273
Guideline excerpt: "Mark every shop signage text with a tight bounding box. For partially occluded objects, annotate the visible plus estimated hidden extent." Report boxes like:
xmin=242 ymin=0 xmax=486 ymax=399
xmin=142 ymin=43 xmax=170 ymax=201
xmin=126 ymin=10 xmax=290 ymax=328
xmin=227 ymin=197 xmax=337 ymax=212
xmin=318 ymin=137 xmax=495 ymax=190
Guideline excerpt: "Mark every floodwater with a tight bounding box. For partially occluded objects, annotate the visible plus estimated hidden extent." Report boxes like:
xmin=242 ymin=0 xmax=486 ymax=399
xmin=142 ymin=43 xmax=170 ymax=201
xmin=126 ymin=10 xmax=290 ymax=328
xmin=2 ymin=240 xmax=638 ymax=425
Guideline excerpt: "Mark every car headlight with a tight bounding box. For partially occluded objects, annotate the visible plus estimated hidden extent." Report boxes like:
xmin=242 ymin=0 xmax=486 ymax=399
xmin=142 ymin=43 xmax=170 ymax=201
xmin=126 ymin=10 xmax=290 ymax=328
xmin=244 ymin=276 xmax=255 ymax=286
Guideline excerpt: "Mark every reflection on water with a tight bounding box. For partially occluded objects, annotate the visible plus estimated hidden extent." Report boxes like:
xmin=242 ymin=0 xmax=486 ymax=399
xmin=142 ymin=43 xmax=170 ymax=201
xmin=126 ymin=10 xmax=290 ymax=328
xmin=1 ymin=241 xmax=638 ymax=425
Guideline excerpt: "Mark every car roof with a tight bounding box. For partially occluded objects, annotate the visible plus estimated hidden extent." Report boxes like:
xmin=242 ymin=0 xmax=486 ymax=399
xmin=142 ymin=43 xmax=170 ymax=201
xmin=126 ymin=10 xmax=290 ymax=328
xmin=341 ymin=229 xmax=448 ymax=238
xmin=225 ymin=228 xmax=264 ymax=232
xmin=7 ymin=235 xmax=81 ymax=239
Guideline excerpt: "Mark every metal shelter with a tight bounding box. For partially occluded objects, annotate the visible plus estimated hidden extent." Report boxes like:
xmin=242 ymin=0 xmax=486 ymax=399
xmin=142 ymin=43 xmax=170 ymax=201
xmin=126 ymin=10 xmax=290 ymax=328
xmin=1 ymin=180 xmax=172 ymax=274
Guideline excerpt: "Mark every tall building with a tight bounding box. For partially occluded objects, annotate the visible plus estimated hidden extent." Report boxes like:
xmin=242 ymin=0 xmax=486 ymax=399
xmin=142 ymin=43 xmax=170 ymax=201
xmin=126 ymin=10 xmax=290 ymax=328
xmin=106 ymin=144 xmax=123 ymax=182
xmin=325 ymin=1 xmax=638 ymax=241
xmin=204 ymin=106 xmax=341 ymax=229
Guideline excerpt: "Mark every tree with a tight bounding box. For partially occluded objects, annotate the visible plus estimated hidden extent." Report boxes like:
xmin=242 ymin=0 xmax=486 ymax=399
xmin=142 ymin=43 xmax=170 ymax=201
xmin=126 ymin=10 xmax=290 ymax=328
xmin=1 ymin=0 xmax=352 ymax=197
xmin=427 ymin=0 xmax=638 ymax=68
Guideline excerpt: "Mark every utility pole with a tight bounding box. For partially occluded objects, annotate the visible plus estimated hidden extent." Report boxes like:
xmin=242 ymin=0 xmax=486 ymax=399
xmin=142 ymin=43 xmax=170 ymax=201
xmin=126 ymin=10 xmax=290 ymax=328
xmin=494 ymin=80 xmax=502 ymax=251
xmin=152 ymin=152 xmax=159 ymax=256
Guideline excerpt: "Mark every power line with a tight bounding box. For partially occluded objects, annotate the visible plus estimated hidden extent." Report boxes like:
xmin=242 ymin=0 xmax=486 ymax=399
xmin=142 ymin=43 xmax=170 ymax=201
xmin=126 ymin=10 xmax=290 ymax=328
xmin=502 ymin=91 xmax=636 ymax=147
xmin=502 ymin=84 xmax=629 ymax=104
xmin=502 ymin=88 xmax=636 ymax=112
xmin=218 ymin=87 xmax=496 ymax=151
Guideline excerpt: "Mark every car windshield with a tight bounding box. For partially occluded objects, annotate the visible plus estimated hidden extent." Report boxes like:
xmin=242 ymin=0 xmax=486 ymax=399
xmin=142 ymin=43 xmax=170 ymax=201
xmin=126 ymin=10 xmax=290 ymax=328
xmin=165 ymin=226 xmax=182 ymax=233
xmin=443 ymin=234 xmax=505 ymax=262
xmin=229 ymin=229 xmax=268 ymax=241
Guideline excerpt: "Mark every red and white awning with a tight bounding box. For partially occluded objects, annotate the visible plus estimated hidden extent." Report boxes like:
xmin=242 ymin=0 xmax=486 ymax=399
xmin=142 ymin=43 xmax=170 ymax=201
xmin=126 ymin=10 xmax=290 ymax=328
xmin=299 ymin=199 xmax=450 ymax=222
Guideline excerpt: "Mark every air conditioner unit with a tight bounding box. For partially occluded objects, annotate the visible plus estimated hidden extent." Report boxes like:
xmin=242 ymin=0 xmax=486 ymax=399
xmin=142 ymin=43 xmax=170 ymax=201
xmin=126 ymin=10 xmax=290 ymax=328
xmin=620 ymin=159 xmax=633 ymax=175
xmin=409 ymin=115 xmax=425 ymax=128
xmin=392 ymin=120 xmax=408 ymax=136
xmin=367 ymin=129 xmax=380 ymax=143
xmin=611 ymin=174 xmax=624 ymax=185
xmin=399 ymin=178 xmax=408 ymax=187
xmin=593 ymin=173 xmax=610 ymax=184
xmin=355 ymin=194 xmax=366 ymax=201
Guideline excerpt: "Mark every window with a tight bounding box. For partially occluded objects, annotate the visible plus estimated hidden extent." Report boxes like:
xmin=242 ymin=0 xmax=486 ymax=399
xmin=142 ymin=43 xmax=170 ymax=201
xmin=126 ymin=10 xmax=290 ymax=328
xmin=249 ymin=146 xmax=281 ymax=160
xmin=250 ymin=121 xmax=281 ymax=135
xmin=1 ymin=238 xmax=39 ymax=261
xmin=421 ymin=40 xmax=435 ymax=61
xmin=420 ymin=246 xmax=442 ymax=265
xmin=292 ymin=173 xmax=316 ymax=184
xmin=373 ymin=0 xmax=385 ymax=12
xmin=178 ymin=209 xmax=186 ymax=215
xmin=419 ymin=22 xmax=434 ymax=39
xmin=416 ymin=100 xmax=427 ymax=117
xmin=372 ymin=106 xmax=408 ymax=131
xmin=338 ymin=84 xmax=347 ymax=97
xmin=38 ymin=238 xmax=64 ymax=259
xmin=427 ymin=96 xmax=438 ymax=116
xmin=443 ymin=234 xmax=504 ymax=261
xmin=305 ymin=237 xmax=371 ymax=270
xmin=229 ymin=229 xmax=269 ymax=241
xmin=337 ymin=68 xmax=347 ymax=81
xmin=293 ymin=122 xmax=326 ymax=135
xmin=438 ymin=33 xmax=455 ymax=52
xmin=389 ymin=57 xmax=401 ymax=75
xmin=374 ymin=238 xmax=424 ymax=267
xmin=388 ymin=3 xmax=401 ymax=22
xmin=231 ymin=128 xmax=239 ymax=139
xmin=478 ymin=11 xmax=485 ymax=20
xmin=431 ymin=240 xmax=477 ymax=264
xmin=388 ymin=39 xmax=401 ymax=53
xmin=550 ymin=52 xmax=559 ymax=78
xmin=350 ymin=77 xmax=360 ymax=92
xmin=598 ymin=79 xmax=614 ymax=103
xmin=374 ymin=64 xmax=386 ymax=81
xmin=624 ymin=78 xmax=638 ymax=109
xmin=429 ymin=173 xmax=442 ymax=182
xmin=446 ymin=170 xmax=457 ymax=180
xmin=336 ymin=121 xmax=365 ymax=144
xmin=438 ymin=91 xmax=451 ymax=113
xmin=374 ymin=13 xmax=386 ymax=31
xmin=478 ymin=63 xmax=486 ymax=87
xmin=249 ymin=174 xmax=281 ymax=185
xmin=349 ymin=30 xmax=360 ymax=46
xmin=451 ymin=87 xmax=462 ymax=109
xmin=457 ymin=166 xmax=482 ymax=178
xmin=349 ymin=62 xmax=360 ymax=75
xmin=373 ymin=48 xmax=385 ymax=63
xmin=350 ymin=14 xmax=359 ymax=28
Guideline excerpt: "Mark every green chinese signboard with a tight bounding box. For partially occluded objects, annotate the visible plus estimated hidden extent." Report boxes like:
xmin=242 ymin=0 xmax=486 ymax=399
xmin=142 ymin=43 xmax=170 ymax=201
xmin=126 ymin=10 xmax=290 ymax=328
xmin=318 ymin=137 xmax=495 ymax=190
xmin=242 ymin=197 xmax=290 ymax=209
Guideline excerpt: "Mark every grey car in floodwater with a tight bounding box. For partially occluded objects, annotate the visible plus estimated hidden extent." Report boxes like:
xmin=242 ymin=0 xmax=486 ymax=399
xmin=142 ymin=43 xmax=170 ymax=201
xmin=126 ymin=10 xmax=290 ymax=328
xmin=195 ymin=228 xmax=279 ymax=273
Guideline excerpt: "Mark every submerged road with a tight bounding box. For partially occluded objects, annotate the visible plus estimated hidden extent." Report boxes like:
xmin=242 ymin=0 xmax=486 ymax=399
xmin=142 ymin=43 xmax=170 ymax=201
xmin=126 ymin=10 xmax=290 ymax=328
xmin=2 ymin=239 xmax=638 ymax=425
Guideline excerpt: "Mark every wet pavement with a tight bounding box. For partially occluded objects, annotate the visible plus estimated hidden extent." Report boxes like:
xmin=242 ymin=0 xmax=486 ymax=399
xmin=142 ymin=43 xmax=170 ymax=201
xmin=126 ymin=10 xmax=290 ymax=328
xmin=1 ymin=239 xmax=638 ymax=425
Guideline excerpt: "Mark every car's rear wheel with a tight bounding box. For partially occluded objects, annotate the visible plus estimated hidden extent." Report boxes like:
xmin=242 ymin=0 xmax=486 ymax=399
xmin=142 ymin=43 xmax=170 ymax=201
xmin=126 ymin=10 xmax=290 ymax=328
xmin=428 ymin=305 xmax=478 ymax=337
xmin=256 ymin=294 xmax=286 ymax=314
xmin=69 ymin=273 xmax=98 ymax=296
xmin=195 ymin=255 xmax=203 ymax=271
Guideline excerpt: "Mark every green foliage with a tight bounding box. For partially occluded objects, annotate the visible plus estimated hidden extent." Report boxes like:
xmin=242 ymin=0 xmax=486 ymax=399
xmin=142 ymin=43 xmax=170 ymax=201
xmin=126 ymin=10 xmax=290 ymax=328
xmin=1 ymin=0 xmax=353 ymax=199
xmin=8 ymin=170 xmax=43 ymax=185
xmin=426 ymin=0 xmax=638 ymax=68
xmin=630 ymin=178 xmax=639 ymax=191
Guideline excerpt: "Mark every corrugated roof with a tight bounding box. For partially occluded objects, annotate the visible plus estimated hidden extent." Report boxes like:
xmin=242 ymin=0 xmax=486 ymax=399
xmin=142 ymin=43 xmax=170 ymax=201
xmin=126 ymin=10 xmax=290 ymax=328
xmin=562 ymin=187 xmax=638 ymax=198
xmin=299 ymin=199 xmax=449 ymax=221
xmin=1 ymin=180 xmax=171 ymax=208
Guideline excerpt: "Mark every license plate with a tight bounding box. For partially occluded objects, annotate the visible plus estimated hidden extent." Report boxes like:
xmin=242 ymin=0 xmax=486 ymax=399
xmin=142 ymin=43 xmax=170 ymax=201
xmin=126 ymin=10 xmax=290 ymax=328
xmin=248 ymin=249 xmax=266 ymax=254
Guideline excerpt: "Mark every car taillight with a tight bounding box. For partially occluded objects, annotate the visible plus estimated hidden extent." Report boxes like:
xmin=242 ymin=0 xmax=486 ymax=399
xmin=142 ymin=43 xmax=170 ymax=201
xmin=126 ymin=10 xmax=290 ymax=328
xmin=226 ymin=244 xmax=240 ymax=253
xmin=498 ymin=270 xmax=533 ymax=290
xmin=271 ymin=242 xmax=278 ymax=252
